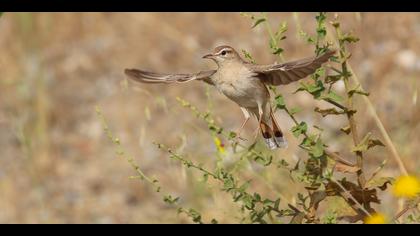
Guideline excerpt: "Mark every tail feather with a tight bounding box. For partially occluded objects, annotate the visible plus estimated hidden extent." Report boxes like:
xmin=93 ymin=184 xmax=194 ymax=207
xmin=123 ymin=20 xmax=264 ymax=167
xmin=261 ymin=109 xmax=288 ymax=149
xmin=260 ymin=121 xmax=286 ymax=150
xmin=252 ymin=105 xmax=288 ymax=150
xmin=262 ymin=133 xmax=288 ymax=149
xmin=264 ymin=137 xmax=279 ymax=150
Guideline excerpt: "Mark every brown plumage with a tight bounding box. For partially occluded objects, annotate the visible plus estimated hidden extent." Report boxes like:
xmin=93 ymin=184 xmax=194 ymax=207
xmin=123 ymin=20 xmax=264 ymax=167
xmin=125 ymin=45 xmax=335 ymax=149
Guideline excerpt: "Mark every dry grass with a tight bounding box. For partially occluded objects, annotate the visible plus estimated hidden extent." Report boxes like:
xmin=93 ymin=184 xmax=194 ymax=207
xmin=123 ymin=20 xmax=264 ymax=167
xmin=0 ymin=12 xmax=419 ymax=223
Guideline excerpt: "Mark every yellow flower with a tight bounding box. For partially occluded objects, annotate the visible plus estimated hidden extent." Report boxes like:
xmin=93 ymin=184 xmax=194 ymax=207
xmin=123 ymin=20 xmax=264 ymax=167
xmin=213 ymin=137 xmax=225 ymax=154
xmin=364 ymin=213 xmax=387 ymax=224
xmin=392 ymin=175 xmax=420 ymax=198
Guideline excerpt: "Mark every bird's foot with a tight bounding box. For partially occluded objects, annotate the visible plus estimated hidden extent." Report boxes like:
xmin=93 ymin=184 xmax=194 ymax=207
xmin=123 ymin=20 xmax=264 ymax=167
xmin=229 ymin=130 xmax=247 ymax=143
xmin=252 ymin=128 xmax=260 ymax=144
xmin=231 ymin=135 xmax=247 ymax=147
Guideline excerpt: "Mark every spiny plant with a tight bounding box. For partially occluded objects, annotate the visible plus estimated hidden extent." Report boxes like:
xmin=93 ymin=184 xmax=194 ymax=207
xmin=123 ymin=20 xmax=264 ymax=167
xmin=97 ymin=12 xmax=419 ymax=223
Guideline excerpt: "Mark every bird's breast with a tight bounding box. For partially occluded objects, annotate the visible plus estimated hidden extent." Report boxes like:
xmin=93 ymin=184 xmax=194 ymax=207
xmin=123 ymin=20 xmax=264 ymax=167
xmin=214 ymin=69 xmax=268 ymax=108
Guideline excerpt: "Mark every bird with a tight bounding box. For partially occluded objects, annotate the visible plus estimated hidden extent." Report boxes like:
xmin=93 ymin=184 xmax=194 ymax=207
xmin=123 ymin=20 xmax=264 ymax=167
xmin=124 ymin=45 xmax=335 ymax=150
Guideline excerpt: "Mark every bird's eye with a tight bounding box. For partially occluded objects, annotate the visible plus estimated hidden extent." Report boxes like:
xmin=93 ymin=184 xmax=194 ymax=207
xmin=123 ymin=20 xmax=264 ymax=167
xmin=221 ymin=50 xmax=226 ymax=56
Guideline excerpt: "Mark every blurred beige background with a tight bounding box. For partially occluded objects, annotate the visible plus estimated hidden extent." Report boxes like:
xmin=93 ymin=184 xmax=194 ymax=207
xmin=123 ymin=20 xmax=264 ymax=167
xmin=0 ymin=12 xmax=419 ymax=223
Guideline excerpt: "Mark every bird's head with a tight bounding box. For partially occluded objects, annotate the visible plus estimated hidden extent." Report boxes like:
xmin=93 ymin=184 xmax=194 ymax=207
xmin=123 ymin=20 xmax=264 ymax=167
xmin=202 ymin=45 xmax=241 ymax=65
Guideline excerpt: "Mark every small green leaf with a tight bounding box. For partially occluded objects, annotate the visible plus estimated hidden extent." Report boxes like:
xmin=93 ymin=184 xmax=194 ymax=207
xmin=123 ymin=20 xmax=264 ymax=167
xmin=238 ymin=181 xmax=250 ymax=192
xmin=243 ymin=194 xmax=254 ymax=209
xmin=366 ymin=177 xmax=395 ymax=191
xmin=325 ymin=75 xmax=341 ymax=84
xmin=202 ymin=173 xmax=209 ymax=183
xmin=223 ymin=176 xmax=235 ymax=190
xmin=340 ymin=32 xmax=360 ymax=44
xmin=228 ymin=131 xmax=237 ymax=139
xmin=188 ymin=209 xmax=202 ymax=223
xmin=252 ymin=18 xmax=266 ymax=28
xmin=298 ymin=30 xmax=315 ymax=44
xmin=352 ymin=132 xmax=386 ymax=152
xmin=348 ymin=84 xmax=370 ymax=97
xmin=272 ymin=47 xmax=284 ymax=55
xmin=300 ymin=134 xmax=317 ymax=148
xmin=277 ymin=159 xmax=290 ymax=168
xmin=307 ymin=81 xmax=325 ymax=94
xmin=314 ymin=67 xmax=326 ymax=78
xmin=241 ymin=49 xmax=256 ymax=64
xmin=367 ymin=138 xmax=385 ymax=149
xmin=254 ymin=154 xmax=273 ymax=166
xmin=291 ymin=122 xmax=307 ymax=138
xmin=315 ymin=12 xmax=327 ymax=23
xmin=163 ymin=195 xmax=180 ymax=204
xmin=295 ymin=80 xmax=325 ymax=98
xmin=273 ymin=198 xmax=281 ymax=210
xmin=275 ymin=94 xmax=286 ymax=109
xmin=331 ymin=20 xmax=340 ymax=28
xmin=352 ymin=133 xmax=371 ymax=152
xmin=277 ymin=21 xmax=288 ymax=34
xmin=289 ymin=107 xmax=302 ymax=115
xmin=269 ymin=38 xmax=276 ymax=49
xmin=314 ymin=107 xmax=344 ymax=117
xmin=317 ymin=28 xmax=326 ymax=38
xmin=309 ymin=138 xmax=324 ymax=158
xmin=315 ymin=12 xmax=327 ymax=40
xmin=340 ymin=125 xmax=351 ymax=134
xmin=322 ymin=91 xmax=344 ymax=103
xmin=253 ymin=193 xmax=261 ymax=202
xmin=307 ymin=36 xmax=315 ymax=44
xmin=329 ymin=56 xmax=340 ymax=63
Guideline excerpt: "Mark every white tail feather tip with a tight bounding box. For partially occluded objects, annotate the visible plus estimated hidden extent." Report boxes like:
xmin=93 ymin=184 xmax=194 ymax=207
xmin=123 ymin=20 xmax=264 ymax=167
xmin=264 ymin=138 xmax=278 ymax=150
xmin=274 ymin=136 xmax=288 ymax=148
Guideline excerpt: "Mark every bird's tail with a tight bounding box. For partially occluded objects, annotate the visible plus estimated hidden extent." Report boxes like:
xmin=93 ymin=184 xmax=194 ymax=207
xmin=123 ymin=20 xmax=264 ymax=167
xmin=259 ymin=109 xmax=288 ymax=150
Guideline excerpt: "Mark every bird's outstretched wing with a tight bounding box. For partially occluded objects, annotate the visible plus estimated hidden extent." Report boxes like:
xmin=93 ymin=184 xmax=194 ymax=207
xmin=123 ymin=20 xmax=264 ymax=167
xmin=250 ymin=50 xmax=336 ymax=86
xmin=124 ymin=69 xmax=216 ymax=85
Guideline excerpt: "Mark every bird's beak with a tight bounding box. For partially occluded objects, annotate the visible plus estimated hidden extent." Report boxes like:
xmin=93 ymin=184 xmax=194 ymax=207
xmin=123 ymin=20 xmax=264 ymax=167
xmin=202 ymin=53 xmax=214 ymax=59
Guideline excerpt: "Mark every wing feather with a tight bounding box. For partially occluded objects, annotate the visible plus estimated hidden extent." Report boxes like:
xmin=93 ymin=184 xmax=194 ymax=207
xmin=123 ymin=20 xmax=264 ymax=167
xmin=124 ymin=69 xmax=216 ymax=85
xmin=250 ymin=50 xmax=336 ymax=86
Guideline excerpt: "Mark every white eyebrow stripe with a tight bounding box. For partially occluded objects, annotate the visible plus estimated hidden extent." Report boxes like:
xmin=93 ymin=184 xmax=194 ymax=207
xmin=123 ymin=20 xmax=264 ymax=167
xmin=215 ymin=48 xmax=232 ymax=55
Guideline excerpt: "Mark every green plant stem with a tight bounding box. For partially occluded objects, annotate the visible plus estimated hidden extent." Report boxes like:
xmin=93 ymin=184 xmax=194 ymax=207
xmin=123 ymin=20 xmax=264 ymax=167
xmin=343 ymin=65 xmax=366 ymax=187
xmin=96 ymin=106 xmax=158 ymax=188
xmin=96 ymin=106 xmax=210 ymax=224
xmin=283 ymin=104 xmax=355 ymax=167
xmin=333 ymin=24 xmax=366 ymax=190
xmin=156 ymin=142 xmax=286 ymax=223
xmin=164 ymin=144 xmax=219 ymax=180
xmin=325 ymin=20 xmax=408 ymax=176
xmin=178 ymin=97 xmax=298 ymax=206
xmin=262 ymin=13 xmax=285 ymax=62
xmin=323 ymin=98 xmax=347 ymax=111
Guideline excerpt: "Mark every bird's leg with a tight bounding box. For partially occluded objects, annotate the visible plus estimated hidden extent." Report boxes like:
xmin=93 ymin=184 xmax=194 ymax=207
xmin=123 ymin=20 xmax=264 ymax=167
xmin=252 ymin=106 xmax=264 ymax=143
xmin=233 ymin=107 xmax=250 ymax=141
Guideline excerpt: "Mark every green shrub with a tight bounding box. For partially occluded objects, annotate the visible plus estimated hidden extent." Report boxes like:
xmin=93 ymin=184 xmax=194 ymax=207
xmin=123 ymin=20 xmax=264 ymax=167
xmin=97 ymin=12 xmax=418 ymax=224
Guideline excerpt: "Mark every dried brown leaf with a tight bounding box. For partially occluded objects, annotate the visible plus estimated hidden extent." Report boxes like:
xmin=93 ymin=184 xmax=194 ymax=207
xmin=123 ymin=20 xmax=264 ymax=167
xmin=334 ymin=162 xmax=361 ymax=173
